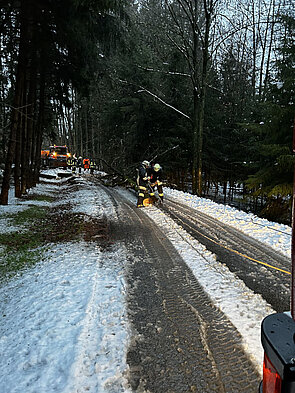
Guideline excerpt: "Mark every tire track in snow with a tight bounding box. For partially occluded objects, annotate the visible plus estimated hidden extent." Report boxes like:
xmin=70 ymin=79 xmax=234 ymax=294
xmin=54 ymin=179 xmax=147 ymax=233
xmin=63 ymin=248 xmax=130 ymax=393
xmin=115 ymin=187 xmax=274 ymax=374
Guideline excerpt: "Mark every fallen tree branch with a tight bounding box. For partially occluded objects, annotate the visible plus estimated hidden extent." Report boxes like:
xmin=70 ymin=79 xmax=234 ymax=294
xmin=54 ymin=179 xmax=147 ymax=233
xmin=119 ymin=79 xmax=192 ymax=123
xmin=137 ymin=87 xmax=191 ymax=122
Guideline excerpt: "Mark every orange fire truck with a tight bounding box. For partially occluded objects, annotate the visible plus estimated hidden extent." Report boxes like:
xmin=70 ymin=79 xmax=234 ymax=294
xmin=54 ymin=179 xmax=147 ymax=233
xmin=41 ymin=145 xmax=71 ymax=168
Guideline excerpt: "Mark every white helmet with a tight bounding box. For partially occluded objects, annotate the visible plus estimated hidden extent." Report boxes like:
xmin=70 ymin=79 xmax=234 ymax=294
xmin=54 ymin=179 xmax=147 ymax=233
xmin=154 ymin=163 xmax=161 ymax=171
xmin=142 ymin=160 xmax=150 ymax=167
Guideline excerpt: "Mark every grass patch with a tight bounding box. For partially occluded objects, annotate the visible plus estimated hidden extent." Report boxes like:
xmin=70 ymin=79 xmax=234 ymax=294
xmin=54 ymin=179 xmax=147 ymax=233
xmin=0 ymin=201 xmax=111 ymax=280
xmin=6 ymin=206 xmax=48 ymax=226
xmin=0 ymin=231 xmax=43 ymax=250
xmin=0 ymin=207 xmax=47 ymax=278
xmin=0 ymin=231 xmax=44 ymax=278
xmin=0 ymin=247 xmax=43 ymax=278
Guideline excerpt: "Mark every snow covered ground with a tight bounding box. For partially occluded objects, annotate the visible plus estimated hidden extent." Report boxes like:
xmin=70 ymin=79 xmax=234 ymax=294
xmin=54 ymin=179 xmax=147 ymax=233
xmin=0 ymin=170 xmax=292 ymax=392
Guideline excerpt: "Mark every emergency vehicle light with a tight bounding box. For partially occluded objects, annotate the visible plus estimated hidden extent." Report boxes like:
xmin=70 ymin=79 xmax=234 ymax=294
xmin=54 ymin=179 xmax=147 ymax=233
xmin=262 ymin=353 xmax=282 ymax=393
xmin=260 ymin=312 xmax=295 ymax=393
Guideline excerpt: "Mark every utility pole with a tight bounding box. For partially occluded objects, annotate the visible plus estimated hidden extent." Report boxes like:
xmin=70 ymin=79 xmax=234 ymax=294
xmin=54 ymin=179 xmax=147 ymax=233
xmin=291 ymin=116 xmax=295 ymax=320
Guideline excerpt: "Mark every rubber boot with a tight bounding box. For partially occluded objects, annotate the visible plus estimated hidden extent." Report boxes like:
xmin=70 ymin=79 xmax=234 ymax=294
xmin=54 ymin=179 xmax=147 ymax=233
xmin=137 ymin=195 xmax=144 ymax=208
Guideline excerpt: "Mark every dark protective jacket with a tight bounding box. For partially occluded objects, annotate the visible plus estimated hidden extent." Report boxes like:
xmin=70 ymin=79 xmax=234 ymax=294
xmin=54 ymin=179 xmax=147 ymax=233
xmin=90 ymin=160 xmax=96 ymax=168
xmin=67 ymin=157 xmax=77 ymax=167
xmin=150 ymin=168 xmax=163 ymax=185
xmin=137 ymin=164 xmax=150 ymax=188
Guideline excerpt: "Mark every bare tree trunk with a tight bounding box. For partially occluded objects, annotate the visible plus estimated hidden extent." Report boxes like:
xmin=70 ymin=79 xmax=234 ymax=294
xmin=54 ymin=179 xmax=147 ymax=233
xmin=223 ymin=181 xmax=227 ymax=203
xmin=14 ymin=111 xmax=22 ymax=198
xmin=20 ymin=102 xmax=28 ymax=194
xmin=65 ymin=106 xmax=74 ymax=154
xmin=85 ymin=101 xmax=88 ymax=157
xmin=0 ymin=0 xmax=29 ymax=204
xmin=33 ymin=48 xmax=46 ymax=185
xmin=263 ymin=0 xmax=278 ymax=97
xmin=91 ymin=114 xmax=95 ymax=159
xmin=258 ymin=0 xmax=273 ymax=99
xmin=214 ymin=181 xmax=218 ymax=198
xmin=167 ymin=0 xmax=214 ymax=196
xmin=24 ymin=57 xmax=37 ymax=191
xmin=251 ymin=0 xmax=258 ymax=96
xmin=192 ymin=89 xmax=198 ymax=195
xmin=72 ymin=88 xmax=78 ymax=156
xmin=79 ymin=106 xmax=83 ymax=157
xmin=196 ymin=0 xmax=212 ymax=196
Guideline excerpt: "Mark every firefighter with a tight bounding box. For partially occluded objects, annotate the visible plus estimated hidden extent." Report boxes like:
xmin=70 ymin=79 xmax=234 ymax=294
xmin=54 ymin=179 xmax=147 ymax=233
xmin=136 ymin=160 xmax=156 ymax=207
xmin=77 ymin=156 xmax=83 ymax=174
xmin=136 ymin=160 xmax=150 ymax=207
xmin=83 ymin=158 xmax=90 ymax=172
xmin=150 ymin=163 xmax=164 ymax=202
xmin=67 ymin=154 xmax=76 ymax=173
xmin=90 ymin=159 xmax=96 ymax=174
xmin=71 ymin=154 xmax=78 ymax=174
xmin=67 ymin=155 xmax=72 ymax=170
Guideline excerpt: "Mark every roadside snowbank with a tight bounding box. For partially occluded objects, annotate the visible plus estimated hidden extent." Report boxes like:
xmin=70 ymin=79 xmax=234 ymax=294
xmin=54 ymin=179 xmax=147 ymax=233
xmin=164 ymin=187 xmax=291 ymax=258
xmin=0 ymin=176 xmax=132 ymax=393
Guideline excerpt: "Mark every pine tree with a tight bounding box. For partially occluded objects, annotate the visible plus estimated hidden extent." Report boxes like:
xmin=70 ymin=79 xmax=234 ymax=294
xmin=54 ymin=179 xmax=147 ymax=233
xmin=245 ymin=13 xmax=295 ymax=222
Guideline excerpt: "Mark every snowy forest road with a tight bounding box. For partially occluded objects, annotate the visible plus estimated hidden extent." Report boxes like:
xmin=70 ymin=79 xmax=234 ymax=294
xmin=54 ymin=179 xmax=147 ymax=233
xmin=0 ymin=173 xmax=286 ymax=393
xmin=160 ymin=197 xmax=290 ymax=313
xmin=99 ymin=184 xmax=262 ymax=393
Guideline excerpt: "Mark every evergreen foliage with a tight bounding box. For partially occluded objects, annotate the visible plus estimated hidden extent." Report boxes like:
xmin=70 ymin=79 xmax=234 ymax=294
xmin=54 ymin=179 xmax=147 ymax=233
xmin=244 ymin=13 xmax=295 ymax=222
xmin=0 ymin=0 xmax=294 ymax=223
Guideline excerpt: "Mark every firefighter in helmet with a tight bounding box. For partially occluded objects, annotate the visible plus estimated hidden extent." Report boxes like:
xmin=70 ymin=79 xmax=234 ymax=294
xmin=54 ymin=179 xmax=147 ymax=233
xmin=77 ymin=156 xmax=83 ymax=174
xmin=67 ymin=155 xmax=72 ymax=170
xmin=67 ymin=154 xmax=77 ymax=174
xmin=71 ymin=154 xmax=78 ymax=174
xmin=90 ymin=159 xmax=96 ymax=174
xmin=136 ymin=160 xmax=154 ymax=207
xmin=150 ymin=163 xmax=164 ymax=202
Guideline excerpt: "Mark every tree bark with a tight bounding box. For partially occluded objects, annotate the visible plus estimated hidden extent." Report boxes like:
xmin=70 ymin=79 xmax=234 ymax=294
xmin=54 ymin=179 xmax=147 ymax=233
xmin=14 ymin=110 xmax=22 ymax=198
xmin=0 ymin=0 xmax=29 ymax=204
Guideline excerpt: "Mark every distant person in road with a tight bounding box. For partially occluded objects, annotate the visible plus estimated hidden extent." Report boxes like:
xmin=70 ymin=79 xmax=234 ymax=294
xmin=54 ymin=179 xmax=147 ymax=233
xmin=150 ymin=163 xmax=164 ymax=203
xmin=136 ymin=160 xmax=154 ymax=207
xmin=71 ymin=154 xmax=78 ymax=174
xmin=90 ymin=159 xmax=96 ymax=174
xmin=83 ymin=158 xmax=90 ymax=172
xmin=77 ymin=156 xmax=83 ymax=174
xmin=67 ymin=154 xmax=77 ymax=174
xmin=67 ymin=155 xmax=72 ymax=170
